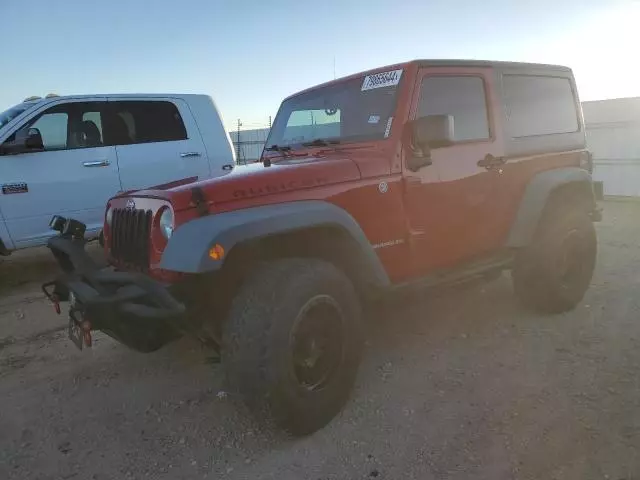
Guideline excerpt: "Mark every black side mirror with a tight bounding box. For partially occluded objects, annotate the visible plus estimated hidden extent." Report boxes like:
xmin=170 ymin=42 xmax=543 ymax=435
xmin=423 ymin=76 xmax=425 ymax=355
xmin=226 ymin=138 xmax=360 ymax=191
xmin=412 ymin=114 xmax=454 ymax=151
xmin=24 ymin=128 xmax=44 ymax=151
xmin=406 ymin=115 xmax=454 ymax=172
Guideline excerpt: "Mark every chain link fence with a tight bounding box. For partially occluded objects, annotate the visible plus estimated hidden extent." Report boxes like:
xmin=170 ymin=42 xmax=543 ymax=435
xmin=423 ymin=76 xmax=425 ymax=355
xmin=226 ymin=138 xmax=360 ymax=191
xmin=228 ymin=120 xmax=271 ymax=164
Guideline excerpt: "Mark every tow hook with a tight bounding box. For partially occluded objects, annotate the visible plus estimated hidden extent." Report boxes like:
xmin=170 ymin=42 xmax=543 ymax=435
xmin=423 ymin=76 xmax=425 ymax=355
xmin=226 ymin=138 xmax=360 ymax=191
xmin=52 ymin=294 xmax=61 ymax=315
xmin=69 ymin=308 xmax=93 ymax=350
xmin=41 ymin=281 xmax=61 ymax=314
xmin=82 ymin=319 xmax=93 ymax=348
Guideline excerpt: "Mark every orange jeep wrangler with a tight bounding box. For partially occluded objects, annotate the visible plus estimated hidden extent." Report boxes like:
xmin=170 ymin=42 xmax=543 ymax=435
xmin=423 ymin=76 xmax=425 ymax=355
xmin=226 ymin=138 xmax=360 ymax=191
xmin=44 ymin=59 xmax=600 ymax=435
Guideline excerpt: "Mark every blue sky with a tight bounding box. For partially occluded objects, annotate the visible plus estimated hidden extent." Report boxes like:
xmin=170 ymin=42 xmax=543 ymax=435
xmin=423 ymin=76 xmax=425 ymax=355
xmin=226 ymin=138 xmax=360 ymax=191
xmin=2 ymin=0 xmax=638 ymax=130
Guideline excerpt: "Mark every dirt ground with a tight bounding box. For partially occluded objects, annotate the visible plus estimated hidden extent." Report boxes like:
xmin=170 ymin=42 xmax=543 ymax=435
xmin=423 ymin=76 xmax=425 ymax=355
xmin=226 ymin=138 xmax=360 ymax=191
xmin=1 ymin=201 xmax=639 ymax=480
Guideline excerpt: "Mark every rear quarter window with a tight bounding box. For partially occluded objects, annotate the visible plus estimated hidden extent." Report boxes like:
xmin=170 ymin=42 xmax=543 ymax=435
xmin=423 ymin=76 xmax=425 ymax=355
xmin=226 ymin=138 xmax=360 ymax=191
xmin=503 ymin=75 xmax=579 ymax=138
xmin=108 ymin=101 xmax=187 ymax=145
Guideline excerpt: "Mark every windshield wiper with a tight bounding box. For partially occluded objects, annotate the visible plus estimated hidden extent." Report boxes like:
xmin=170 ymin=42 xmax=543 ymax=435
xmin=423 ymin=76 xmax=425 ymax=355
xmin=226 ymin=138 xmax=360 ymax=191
xmin=263 ymin=144 xmax=310 ymax=166
xmin=265 ymin=144 xmax=292 ymax=153
xmin=302 ymin=138 xmax=341 ymax=147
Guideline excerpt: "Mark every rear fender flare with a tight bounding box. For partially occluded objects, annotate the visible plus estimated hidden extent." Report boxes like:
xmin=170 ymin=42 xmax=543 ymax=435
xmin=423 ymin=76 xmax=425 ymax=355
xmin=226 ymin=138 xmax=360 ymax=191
xmin=506 ymin=167 xmax=596 ymax=247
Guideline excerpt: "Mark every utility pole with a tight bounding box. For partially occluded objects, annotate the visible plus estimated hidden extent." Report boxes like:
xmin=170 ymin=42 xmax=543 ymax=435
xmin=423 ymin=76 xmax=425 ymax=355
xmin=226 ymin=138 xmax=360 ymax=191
xmin=236 ymin=119 xmax=243 ymax=165
xmin=268 ymin=115 xmax=272 ymax=129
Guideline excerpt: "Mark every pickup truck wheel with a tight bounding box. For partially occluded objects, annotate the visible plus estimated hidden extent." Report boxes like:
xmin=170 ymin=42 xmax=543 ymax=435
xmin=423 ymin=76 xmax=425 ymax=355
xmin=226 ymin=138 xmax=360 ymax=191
xmin=512 ymin=207 xmax=596 ymax=313
xmin=222 ymin=258 xmax=362 ymax=435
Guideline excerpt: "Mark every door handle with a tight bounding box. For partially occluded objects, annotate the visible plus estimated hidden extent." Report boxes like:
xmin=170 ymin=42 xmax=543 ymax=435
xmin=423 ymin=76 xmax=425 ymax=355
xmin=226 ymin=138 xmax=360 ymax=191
xmin=180 ymin=152 xmax=201 ymax=158
xmin=83 ymin=160 xmax=110 ymax=167
xmin=477 ymin=154 xmax=506 ymax=169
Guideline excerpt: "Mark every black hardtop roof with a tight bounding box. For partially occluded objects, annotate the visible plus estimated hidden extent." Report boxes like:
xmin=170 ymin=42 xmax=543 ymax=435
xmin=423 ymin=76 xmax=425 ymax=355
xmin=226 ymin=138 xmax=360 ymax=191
xmin=284 ymin=59 xmax=572 ymax=101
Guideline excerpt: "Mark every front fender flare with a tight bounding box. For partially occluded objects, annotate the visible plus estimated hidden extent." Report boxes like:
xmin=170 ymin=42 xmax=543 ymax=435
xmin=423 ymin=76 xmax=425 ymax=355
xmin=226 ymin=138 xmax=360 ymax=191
xmin=159 ymin=201 xmax=390 ymax=287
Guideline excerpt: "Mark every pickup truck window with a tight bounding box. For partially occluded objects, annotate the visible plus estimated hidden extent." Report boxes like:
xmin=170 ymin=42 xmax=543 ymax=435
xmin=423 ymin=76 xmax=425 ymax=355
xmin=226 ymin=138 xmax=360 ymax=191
xmin=31 ymin=112 xmax=69 ymax=150
xmin=266 ymin=73 xmax=401 ymax=148
xmin=503 ymin=75 xmax=579 ymax=138
xmin=417 ymin=76 xmax=490 ymax=142
xmin=108 ymin=101 xmax=187 ymax=145
xmin=1 ymin=102 xmax=107 ymax=153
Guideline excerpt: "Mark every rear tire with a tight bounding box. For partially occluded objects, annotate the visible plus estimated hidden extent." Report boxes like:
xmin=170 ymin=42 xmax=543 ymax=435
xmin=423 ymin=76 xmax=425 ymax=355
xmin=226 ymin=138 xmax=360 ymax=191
xmin=222 ymin=258 xmax=362 ymax=435
xmin=512 ymin=206 xmax=597 ymax=313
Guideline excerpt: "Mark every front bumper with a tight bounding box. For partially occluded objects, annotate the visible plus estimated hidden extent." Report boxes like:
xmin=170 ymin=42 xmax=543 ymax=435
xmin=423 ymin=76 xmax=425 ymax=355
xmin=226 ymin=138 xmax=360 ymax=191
xmin=43 ymin=234 xmax=185 ymax=352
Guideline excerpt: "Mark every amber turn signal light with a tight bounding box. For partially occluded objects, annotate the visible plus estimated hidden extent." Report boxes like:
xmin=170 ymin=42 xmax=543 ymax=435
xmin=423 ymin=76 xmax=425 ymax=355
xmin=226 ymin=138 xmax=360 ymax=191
xmin=208 ymin=244 xmax=225 ymax=261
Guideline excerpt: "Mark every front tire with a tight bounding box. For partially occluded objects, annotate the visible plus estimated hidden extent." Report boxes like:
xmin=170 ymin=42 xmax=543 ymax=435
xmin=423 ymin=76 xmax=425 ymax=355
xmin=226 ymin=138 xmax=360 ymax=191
xmin=512 ymin=206 xmax=597 ymax=313
xmin=222 ymin=258 xmax=362 ymax=435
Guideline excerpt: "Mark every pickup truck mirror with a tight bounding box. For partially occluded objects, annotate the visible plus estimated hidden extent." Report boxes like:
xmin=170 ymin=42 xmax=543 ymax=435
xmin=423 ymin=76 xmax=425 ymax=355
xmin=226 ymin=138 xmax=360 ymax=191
xmin=406 ymin=115 xmax=454 ymax=172
xmin=0 ymin=127 xmax=44 ymax=156
xmin=24 ymin=128 xmax=44 ymax=151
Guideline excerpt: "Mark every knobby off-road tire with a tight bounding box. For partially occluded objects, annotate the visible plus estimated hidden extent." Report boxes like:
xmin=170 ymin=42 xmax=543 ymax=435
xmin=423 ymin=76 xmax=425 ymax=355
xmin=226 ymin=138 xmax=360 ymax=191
xmin=512 ymin=206 xmax=597 ymax=314
xmin=222 ymin=258 xmax=363 ymax=435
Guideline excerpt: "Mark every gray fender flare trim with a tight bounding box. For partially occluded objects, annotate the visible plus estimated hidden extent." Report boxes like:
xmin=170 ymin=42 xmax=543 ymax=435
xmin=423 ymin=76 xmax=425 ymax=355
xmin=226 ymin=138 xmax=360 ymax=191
xmin=159 ymin=200 xmax=390 ymax=286
xmin=505 ymin=167 xmax=595 ymax=248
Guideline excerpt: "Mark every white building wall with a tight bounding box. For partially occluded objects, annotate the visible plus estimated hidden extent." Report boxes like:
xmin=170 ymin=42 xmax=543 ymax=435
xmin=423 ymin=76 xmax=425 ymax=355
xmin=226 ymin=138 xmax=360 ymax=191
xmin=583 ymin=97 xmax=640 ymax=197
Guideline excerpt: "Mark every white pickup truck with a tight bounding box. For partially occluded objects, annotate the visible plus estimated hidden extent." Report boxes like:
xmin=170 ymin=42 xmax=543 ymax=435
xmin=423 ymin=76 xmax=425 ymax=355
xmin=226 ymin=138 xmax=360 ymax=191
xmin=0 ymin=94 xmax=236 ymax=254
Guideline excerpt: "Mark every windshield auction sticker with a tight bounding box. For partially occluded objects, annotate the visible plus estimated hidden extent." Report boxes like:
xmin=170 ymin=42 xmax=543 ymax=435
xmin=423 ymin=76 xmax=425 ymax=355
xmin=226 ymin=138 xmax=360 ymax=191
xmin=361 ymin=69 xmax=403 ymax=91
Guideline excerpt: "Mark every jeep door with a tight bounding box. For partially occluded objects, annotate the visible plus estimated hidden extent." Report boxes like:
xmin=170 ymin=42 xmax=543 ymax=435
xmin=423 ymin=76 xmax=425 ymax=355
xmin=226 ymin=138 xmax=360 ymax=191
xmin=403 ymin=67 xmax=508 ymax=272
xmin=0 ymin=100 xmax=121 ymax=248
xmin=106 ymin=99 xmax=211 ymax=191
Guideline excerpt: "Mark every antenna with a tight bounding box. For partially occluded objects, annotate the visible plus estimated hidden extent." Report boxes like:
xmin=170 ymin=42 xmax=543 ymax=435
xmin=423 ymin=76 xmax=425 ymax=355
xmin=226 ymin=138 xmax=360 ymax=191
xmin=236 ymin=119 xmax=244 ymax=165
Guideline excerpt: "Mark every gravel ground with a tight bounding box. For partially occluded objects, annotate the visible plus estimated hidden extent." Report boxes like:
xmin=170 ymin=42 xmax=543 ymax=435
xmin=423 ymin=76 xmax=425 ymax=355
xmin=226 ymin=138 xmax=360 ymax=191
xmin=1 ymin=201 xmax=639 ymax=480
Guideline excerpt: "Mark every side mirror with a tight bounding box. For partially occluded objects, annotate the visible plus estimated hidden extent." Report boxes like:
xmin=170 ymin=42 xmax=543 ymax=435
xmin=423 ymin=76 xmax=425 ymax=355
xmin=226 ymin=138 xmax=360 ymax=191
xmin=406 ymin=115 xmax=454 ymax=172
xmin=412 ymin=114 xmax=454 ymax=151
xmin=0 ymin=127 xmax=44 ymax=155
xmin=24 ymin=128 xmax=44 ymax=151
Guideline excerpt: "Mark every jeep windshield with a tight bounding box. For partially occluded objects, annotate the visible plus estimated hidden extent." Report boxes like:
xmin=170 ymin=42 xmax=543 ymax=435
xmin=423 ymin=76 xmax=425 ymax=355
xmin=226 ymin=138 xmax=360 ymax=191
xmin=0 ymin=102 xmax=37 ymax=130
xmin=265 ymin=69 xmax=403 ymax=152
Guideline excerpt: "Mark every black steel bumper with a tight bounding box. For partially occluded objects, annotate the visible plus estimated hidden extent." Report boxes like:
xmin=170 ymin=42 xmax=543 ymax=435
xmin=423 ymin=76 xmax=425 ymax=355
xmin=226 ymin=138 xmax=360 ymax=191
xmin=43 ymin=233 xmax=186 ymax=353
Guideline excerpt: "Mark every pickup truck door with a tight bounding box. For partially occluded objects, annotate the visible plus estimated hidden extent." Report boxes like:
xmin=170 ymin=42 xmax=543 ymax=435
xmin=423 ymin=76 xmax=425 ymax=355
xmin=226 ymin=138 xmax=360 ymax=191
xmin=0 ymin=100 xmax=121 ymax=248
xmin=403 ymin=67 xmax=507 ymax=273
xmin=107 ymin=99 xmax=211 ymax=191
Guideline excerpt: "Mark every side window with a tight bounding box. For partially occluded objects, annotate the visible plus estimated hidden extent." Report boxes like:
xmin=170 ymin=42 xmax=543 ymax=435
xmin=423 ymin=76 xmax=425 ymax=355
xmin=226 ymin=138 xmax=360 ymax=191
xmin=30 ymin=112 xmax=69 ymax=150
xmin=417 ymin=76 xmax=490 ymax=142
xmin=107 ymin=101 xmax=187 ymax=146
xmin=0 ymin=102 xmax=109 ymax=154
xmin=503 ymin=75 xmax=579 ymax=137
xmin=67 ymin=104 xmax=106 ymax=149
xmin=82 ymin=111 xmax=104 ymax=140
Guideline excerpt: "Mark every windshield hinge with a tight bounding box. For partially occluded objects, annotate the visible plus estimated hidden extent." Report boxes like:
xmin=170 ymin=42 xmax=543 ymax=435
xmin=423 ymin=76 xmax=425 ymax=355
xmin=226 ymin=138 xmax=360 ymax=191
xmin=190 ymin=187 xmax=209 ymax=217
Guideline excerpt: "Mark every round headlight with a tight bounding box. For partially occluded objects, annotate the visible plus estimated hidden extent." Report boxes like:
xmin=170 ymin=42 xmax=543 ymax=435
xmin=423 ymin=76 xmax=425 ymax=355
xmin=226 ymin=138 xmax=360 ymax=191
xmin=105 ymin=206 xmax=113 ymax=226
xmin=159 ymin=208 xmax=174 ymax=239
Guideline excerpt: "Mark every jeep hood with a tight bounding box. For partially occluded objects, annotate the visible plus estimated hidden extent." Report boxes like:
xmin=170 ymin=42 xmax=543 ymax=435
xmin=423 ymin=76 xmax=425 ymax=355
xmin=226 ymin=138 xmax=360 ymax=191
xmin=128 ymin=157 xmax=362 ymax=211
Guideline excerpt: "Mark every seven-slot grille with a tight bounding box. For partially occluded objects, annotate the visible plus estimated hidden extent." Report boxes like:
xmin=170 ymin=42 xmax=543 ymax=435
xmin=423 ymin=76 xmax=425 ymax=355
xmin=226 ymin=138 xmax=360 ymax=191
xmin=110 ymin=208 xmax=153 ymax=270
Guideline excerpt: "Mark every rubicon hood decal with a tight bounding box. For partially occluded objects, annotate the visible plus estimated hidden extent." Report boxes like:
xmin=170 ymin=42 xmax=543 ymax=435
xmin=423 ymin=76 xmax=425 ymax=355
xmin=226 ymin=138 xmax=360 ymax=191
xmin=232 ymin=176 xmax=330 ymax=199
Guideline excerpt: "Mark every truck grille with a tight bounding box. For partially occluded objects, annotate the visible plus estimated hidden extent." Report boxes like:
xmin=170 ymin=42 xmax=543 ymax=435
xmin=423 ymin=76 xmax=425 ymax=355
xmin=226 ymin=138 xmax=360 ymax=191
xmin=110 ymin=208 xmax=153 ymax=270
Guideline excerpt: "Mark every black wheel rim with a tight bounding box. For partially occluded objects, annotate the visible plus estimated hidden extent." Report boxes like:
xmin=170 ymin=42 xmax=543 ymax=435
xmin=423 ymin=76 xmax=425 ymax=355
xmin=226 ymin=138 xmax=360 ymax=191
xmin=290 ymin=295 xmax=345 ymax=392
xmin=557 ymin=228 xmax=588 ymax=289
